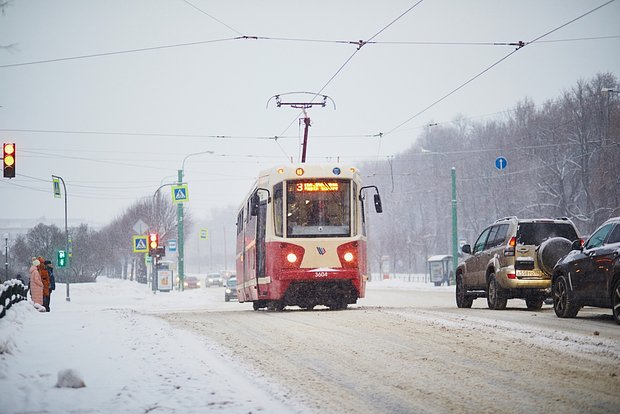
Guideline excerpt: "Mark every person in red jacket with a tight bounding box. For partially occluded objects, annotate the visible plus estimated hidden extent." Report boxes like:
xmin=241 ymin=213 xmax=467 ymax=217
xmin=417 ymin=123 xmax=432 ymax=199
xmin=38 ymin=256 xmax=51 ymax=312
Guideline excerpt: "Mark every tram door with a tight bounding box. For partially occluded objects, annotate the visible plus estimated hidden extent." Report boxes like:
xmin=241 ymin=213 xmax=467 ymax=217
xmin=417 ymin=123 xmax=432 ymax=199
xmin=256 ymin=201 xmax=267 ymax=278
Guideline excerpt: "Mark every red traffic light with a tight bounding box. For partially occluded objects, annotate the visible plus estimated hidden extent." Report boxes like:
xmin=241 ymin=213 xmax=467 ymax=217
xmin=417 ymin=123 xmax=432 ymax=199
xmin=3 ymin=143 xmax=15 ymax=178
xmin=149 ymin=233 xmax=159 ymax=250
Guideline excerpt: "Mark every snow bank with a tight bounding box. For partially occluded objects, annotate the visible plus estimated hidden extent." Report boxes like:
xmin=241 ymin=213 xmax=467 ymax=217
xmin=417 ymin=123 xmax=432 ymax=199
xmin=0 ymin=277 xmax=303 ymax=414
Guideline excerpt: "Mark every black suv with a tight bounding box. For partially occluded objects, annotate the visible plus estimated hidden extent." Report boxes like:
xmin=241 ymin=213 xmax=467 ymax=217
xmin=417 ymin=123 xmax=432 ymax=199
xmin=552 ymin=217 xmax=620 ymax=324
xmin=456 ymin=217 xmax=580 ymax=310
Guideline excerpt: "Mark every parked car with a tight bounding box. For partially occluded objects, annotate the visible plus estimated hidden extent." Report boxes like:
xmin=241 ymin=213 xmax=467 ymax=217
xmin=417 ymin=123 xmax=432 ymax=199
xmin=456 ymin=217 xmax=580 ymax=310
xmin=205 ymin=272 xmax=223 ymax=287
xmin=225 ymin=277 xmax=238 ymax=302
xmin=552 ymin=217 xmax=620 ymax=324
xmin=184 ymin=276 xmax=200 ymax=289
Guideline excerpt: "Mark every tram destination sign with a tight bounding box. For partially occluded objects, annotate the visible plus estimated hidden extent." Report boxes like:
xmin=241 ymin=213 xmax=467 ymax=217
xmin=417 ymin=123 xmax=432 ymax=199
xmin=295 ymin=182 xmax=339 ymax=192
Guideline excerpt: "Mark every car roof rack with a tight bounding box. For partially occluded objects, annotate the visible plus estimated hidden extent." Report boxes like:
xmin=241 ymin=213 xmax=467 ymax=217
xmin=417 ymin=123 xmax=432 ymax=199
xmin=494 ymin=216 xmax=518 ymax=223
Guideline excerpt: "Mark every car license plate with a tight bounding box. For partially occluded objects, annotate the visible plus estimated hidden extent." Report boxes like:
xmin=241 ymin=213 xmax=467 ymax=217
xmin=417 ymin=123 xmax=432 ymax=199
xmin=517 ymin=270 xmax=542 ymax=277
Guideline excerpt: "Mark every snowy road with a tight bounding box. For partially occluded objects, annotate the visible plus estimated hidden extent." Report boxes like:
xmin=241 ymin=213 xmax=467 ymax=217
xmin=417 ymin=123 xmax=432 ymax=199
xmin=161 ymin=283 xmax=620 ymax=414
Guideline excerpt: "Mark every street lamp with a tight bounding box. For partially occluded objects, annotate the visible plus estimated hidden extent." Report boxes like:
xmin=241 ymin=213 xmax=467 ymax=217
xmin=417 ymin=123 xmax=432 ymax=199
xmin=420 ymin=149 xmax=458 ymax=284
xmin=177 ymin=150 xmax=214 ymax=291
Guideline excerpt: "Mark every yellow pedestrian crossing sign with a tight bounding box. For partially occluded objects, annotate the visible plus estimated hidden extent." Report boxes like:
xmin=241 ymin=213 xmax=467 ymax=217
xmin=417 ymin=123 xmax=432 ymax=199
xmin=171 ymin=184 xmax=189 ymax=203
xmin=53 ymin=177 xmax=61 ymax=198
xmin=132 ymin=235 xmax=148 ymax=253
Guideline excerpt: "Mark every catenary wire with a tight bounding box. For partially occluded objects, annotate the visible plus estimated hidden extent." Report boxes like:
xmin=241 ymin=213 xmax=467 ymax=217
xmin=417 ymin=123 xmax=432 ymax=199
xmin=181 ymin=0 xmax=244 ymax=36
xmin=274 ymin=0 xmax=426 ymax=146
xmin=381 ymin=0 xmax=617 ymax=139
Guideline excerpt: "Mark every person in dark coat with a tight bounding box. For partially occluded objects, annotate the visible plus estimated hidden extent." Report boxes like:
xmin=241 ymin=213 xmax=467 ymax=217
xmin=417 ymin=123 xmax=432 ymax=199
xmin=44 ymin=260 xmax=56 ymax=311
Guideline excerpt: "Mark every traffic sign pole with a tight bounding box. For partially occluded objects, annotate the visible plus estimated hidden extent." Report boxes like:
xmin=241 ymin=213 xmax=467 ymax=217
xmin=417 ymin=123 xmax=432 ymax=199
xmin=177 ymin=169 xmax=184 ymax=291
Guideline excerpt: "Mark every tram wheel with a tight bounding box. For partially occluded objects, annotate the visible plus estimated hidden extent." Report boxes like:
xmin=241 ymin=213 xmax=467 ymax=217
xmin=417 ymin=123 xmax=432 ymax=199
xmin=267 ymin=301 xmax=285 ymax=312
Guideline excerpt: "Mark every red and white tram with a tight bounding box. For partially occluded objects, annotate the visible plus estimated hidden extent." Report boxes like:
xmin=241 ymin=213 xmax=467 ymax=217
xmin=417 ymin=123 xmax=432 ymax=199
xmin=235 ymin=164 xmax=382 ymax=311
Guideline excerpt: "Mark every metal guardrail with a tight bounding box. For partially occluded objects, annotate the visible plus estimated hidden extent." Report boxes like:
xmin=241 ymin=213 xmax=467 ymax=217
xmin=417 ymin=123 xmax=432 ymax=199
xmin=0 ymin=279 xmax=29 ymax=319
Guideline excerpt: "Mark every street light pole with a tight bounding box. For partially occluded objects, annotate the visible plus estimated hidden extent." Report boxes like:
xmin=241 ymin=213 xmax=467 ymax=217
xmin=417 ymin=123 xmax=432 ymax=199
xmin=177 ymin=150 xmax=213 ymax=291
xmin=421 ymin=149 xmax=458 ymax=284
xmin=451 ymin=167 xmax=458 ymax=285
xmin=52 ymin=175 xmax=70 ymax=301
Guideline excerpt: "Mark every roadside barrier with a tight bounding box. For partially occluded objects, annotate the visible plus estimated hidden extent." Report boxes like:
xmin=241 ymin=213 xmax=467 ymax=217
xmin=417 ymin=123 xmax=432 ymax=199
xmin=0 ymin=279 xmax=29 ymax=319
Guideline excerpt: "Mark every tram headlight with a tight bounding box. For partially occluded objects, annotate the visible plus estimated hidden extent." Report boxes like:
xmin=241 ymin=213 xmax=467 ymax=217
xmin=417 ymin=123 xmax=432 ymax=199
xmin=343 ymin=252 xmax=354 ymax=262
xmin=286 ymin=253 xmax=298 ymax=263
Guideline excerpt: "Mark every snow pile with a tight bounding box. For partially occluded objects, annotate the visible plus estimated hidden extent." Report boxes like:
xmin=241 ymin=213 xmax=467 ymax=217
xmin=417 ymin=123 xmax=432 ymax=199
xmin=0 ymin=277 xmax=303 ymax=414
xmin=55 ymin=368 xmax=86 ymax=388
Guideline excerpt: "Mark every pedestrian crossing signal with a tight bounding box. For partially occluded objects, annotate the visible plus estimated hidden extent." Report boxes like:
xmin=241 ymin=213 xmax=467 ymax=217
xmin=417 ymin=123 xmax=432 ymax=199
xmin=57 ymin=250 xmax=67 ymax=268
xmin=3 ymin=143 xmax=15 ymax=178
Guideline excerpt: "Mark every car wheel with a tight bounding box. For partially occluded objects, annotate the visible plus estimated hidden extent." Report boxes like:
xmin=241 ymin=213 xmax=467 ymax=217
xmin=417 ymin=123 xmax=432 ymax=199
xmin=553 ymin=275 xmax=579 ymax=318
xmin=225 ymin=296 xmax=230 ymax=302
xmin=612 ymin=279 xmax=620 ymax=325
xmin=456 ymin=275 xmax=473 ymax=308
xmin=487 ymin=274 xmax=507 ymax=310
xmin=253 ymin=301 xmax=261 ymax=311
xmin=525 ymin=297 xmax=544 ymax=310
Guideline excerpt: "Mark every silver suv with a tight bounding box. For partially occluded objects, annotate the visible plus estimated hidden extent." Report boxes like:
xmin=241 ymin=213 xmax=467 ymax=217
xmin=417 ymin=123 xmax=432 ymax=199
xmin=456 ymin=217 xmax=580 ymax=310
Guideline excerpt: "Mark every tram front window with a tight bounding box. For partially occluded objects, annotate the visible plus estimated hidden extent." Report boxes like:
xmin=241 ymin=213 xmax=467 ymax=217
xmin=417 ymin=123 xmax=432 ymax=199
xmin=286 ymin=179 xmax=351 ymax=237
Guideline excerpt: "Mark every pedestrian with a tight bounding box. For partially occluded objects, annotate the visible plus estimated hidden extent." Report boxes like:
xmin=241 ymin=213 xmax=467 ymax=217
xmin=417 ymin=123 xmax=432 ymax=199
xmin=44 ymin=260 xmax=56 ymax=311
xmin=38 ymin=256 xmax=51 ymax=312
xmin=29 ymin=258 xmax=44 ymax=309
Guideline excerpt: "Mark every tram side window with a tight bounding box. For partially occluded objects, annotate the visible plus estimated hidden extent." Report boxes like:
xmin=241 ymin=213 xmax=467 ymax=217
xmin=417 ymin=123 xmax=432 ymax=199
xmin=273 ymin=182 xmax=283 ymax=237
xmin=236 ymin=210 xmax=244 ymax=234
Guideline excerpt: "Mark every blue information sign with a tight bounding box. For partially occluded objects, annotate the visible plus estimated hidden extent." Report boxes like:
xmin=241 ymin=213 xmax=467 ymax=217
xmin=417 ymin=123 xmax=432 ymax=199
xmin=495 ymin=156 xmax=508 ymax=170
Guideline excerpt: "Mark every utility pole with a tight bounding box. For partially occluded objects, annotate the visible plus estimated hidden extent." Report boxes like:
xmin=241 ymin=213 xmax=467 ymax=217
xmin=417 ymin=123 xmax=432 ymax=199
xmin=267 ymin=92 xmax=335 ymax=163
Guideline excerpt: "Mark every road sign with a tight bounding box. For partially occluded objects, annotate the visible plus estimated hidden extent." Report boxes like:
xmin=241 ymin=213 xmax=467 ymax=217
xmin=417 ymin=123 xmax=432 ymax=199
xmin=495 ymin=156 xmax=508 ymax=170
xmin=133 ymin=219 xmax=148 ymax=234
xmin=133 ymin=235 xmax=148 ymax=253
xmin=200 ymin=228 xmax=208 ymax=240
xmin=52 ymin=177 xmax=61 ymax=198
xmin=171 ymin=184 xmax=189 ymax=203
xmin=168 ymin=239 xmax=177 ymax=252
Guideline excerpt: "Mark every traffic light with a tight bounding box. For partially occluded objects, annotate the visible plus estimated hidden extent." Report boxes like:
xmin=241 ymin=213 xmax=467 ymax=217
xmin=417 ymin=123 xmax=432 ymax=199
xmin=148 ymin=233 xmax=159 ymax=256
xmin=3 ymin=143 xmax=15 ymax=178
xmin=57 ymin=250 xmax=67 ymax=268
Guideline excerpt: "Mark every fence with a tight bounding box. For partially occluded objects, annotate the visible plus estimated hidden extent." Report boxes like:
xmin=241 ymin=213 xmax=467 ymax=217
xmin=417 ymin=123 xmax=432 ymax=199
xmin=0 ymin=279 xmax=29 ymax=319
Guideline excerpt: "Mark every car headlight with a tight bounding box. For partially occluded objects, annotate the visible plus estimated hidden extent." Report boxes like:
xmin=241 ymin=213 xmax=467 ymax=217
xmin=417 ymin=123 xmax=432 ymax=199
xmin=225 ymin=288 xmax=231 ymax=294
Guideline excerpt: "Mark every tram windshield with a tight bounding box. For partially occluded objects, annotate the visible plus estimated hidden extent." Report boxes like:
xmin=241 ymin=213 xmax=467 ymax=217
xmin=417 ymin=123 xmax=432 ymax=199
xmin=285 ymin=179 xmax=351 ymax=237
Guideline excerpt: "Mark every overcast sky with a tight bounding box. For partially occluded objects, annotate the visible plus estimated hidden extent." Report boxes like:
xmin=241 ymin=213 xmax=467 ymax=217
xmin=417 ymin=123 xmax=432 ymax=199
xmin=1 ymin=0 xmax=619 ymax=227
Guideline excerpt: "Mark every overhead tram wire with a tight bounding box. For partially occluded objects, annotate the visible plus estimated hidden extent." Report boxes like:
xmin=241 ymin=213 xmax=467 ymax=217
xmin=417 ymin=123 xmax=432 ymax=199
xmin=0 ymin=33 xmax=613 ymax=70
xmin=381 ymin=0 xmax=617 ymax=139
xmin=181 ymin=0 xmax=244 ymax=36
xmin=0 ymin=37 xmax=241 ymax=69
xmin=274 ymin=0 xmax=426 ymax=146
xmin=0 ymin=128 xmax=294 ymax=140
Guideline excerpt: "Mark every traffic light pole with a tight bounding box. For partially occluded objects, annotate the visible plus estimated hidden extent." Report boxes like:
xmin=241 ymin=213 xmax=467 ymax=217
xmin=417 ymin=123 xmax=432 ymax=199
xmin=52 ymin=175 xmax=70 ymax=301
